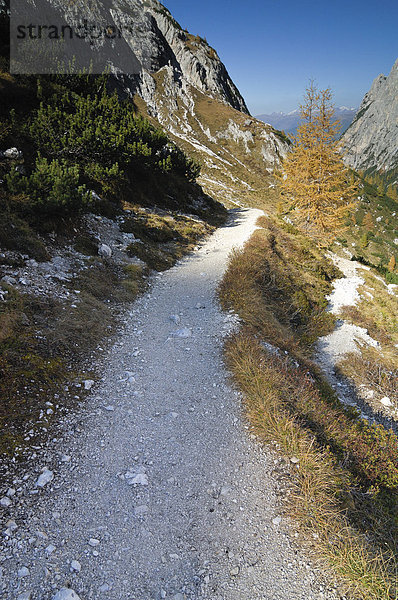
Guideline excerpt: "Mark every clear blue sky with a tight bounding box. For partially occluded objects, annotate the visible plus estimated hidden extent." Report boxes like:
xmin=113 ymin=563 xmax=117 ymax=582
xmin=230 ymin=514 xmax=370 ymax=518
xmin=162 ymin=0 xmax=398 ymax=115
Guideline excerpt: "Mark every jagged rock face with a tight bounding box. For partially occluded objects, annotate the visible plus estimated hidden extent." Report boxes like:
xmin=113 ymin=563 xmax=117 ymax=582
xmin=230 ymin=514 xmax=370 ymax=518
xmin=341 ymin=59 xmax=398 ymax=173
xmin=149 ymin=5 xmax=248 ymax=113
xmin=43 ymin=0 xmax=248 ymax=114
xmin=34 ymin=0 xmax=286 ymax=201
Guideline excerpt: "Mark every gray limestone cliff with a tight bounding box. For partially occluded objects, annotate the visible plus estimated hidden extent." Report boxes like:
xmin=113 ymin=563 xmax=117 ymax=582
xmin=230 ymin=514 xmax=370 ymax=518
xmin=14 ymin=0 xmax=287 ymax=202
xmin=36 ymin=0 xmax=249 ymax=115
xmin=341 ymin=59 xmax=398 ymax=174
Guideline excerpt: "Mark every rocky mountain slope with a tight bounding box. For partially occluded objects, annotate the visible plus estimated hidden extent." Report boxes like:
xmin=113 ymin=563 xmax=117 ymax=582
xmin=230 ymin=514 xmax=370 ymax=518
xmin=117 ymin=0 xmax=288 ymax=205
xmin=37 ymin=0 xmax=288 ymax=206
xmin=341 ymin=58 xmax=398 ymax=176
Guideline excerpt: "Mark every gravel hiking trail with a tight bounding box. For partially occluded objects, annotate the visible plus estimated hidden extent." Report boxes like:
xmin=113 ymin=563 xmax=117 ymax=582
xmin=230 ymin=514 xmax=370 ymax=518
xmin=1 ymin=208 xmax=339 ymax=600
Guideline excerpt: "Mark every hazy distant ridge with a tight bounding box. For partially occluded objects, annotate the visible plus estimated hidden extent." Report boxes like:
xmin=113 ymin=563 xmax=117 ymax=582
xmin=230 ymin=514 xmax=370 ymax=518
xmin=256 ymin=107 xmax=357 ymax=135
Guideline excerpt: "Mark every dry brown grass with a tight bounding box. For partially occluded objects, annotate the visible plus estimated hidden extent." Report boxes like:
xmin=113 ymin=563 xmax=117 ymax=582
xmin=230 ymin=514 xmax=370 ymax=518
xmin=219 ymin=216 xmax=338 ymax=354
xmin=226 ymin=332 xmax=398 ymax=600
xmin=339 ymin=348 xmax=398 ymax=401
xmin=0 ymin=260 xmax=146 ymax=454
xmin=122 ymin=208 xmax=214 ymax=271
xmin=219 ymin=216 xmax=398 ymax=599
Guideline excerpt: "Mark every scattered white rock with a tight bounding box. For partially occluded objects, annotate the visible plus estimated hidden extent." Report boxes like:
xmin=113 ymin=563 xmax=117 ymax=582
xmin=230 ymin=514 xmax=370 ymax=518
xmin=36 ymin=468 xmax=54 ymax=488
xmin=230 ymin=566 xmax=240 ymax=576
xmin=52 ymin=589 xmax=81 ymax=600
xmin=127 ymin=473 xmax=149 ymax=486
xmin=17 ymin=566 xmax=30 ymax=578
xmin=124 ymin=371 xmax=136 ymax=383
xmin=104 ymin=405 xmax=115 ymax=412
xmin=134 ymin=505 xmax=148 ymax=516
xmin=381 ymin=397 xmax=393 ymax=407
xmin=5 ymin=519 xmax=18 ymax=533
xmin=70 ymin=560 xmax=82 ymax=573
xmin=171 ymin=328 xmax=192 ymax=338
xmin=84 ymin=379 xmax=95 ymax=390
xmin=88 ymin=538 xmax=100 ymax=547
xmin=272 ymin=516 xmax=282 ymax=526
xmin=387 ymin=284 xmax=398 ymax=296
xmin=4 ymin=147 xmax=22 ymax=159
xmin=1 ymin=275 xmax=17 ymax=285
xmin=290 ymin=456 xmax=300 ymax=464
xmin=45 ymin=544 xmax=56 ymax=556
xmin=261 ymin=340 xmax=280 ymax=356
xmin=98 ymin=243 xmax=112 ymax=258
xmin=169 ymin=314 xmax=180 ymax=324
xmin=0 ymin=496 xmax=11 ymax=507
xmin=17 ymin=592 xmax=32 ymax=600
xmin=90 ymin=190 xmax=102 ymax=201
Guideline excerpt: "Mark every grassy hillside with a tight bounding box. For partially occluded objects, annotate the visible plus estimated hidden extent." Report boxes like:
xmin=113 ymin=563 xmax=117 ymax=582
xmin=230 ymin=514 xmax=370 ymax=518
xmin=335 ymin=174 xmax=398 ymax=283
xmin=133 ymin=71 xmax=288 ymax=209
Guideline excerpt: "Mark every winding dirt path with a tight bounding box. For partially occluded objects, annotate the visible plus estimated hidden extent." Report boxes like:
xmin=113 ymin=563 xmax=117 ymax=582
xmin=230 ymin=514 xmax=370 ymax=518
xmin=1 ymin=209 xmax=339 ymax=600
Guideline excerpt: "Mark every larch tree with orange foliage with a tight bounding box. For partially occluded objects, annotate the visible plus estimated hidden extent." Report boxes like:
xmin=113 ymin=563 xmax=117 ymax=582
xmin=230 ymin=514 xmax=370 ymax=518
xmin=281 ymin=83 xmax=358 ymax=244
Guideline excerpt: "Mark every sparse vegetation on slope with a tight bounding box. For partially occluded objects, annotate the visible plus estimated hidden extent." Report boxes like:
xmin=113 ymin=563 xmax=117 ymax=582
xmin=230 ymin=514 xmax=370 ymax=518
xmin=134 ymin=78 xmax=287 ymax=210
xmin=340 ymin=173 xmax=398 ymax=281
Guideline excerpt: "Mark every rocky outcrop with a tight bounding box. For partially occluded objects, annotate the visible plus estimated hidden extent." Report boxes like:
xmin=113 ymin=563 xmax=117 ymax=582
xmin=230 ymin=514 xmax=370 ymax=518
xmin=18 ymin=0 xmax=286 ymax=201
xmin=35 ymin=0 xmax=248 ymax=115
xmin=341 ymin=59 xmax=398 ymax=174
xmin=150 ymin=6 xmax=248 ymax=113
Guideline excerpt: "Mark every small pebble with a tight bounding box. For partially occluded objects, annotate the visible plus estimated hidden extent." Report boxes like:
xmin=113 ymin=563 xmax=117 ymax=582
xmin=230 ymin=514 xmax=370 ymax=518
xmin=36 ymin=468 xmax=53 ymax=488
xmin=70 ymin=560 xmax=81 ymax=573
xmin=88 ymin=538 xmax=100 ymax=547
xmin=18 ymin=567 xmax=30 ymax=578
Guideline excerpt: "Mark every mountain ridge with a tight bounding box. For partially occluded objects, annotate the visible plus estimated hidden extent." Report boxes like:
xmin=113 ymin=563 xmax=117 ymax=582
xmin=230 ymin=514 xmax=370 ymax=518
xmin=32 ymin=0 xmax=287 ymax=205
xmin=341 ymin=58 xmax=398 ymax=177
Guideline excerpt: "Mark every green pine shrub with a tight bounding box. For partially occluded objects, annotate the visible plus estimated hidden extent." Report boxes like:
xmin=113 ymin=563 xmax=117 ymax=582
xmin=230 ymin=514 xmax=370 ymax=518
xmin=6 ymin=156 xmax=91 ymax=215
xmin=29 ymin=89 xmax=200 ymax=187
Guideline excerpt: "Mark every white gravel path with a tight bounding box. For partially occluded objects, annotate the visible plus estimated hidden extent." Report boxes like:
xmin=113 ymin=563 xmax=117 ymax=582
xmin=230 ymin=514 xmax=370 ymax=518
xmin=0 ymin=209 xmax=340 ymax=600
